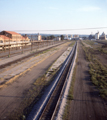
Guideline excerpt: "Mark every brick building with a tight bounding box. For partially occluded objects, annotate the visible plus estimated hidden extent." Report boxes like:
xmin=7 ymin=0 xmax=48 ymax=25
xmin=0 ymin=31 xmax=30 ymax=43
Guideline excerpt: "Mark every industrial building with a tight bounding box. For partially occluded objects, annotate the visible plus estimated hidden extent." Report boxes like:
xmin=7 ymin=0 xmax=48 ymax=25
xmin=95 ymin=32 xmax=99 ymax=40
xmin=34 ymin=33 xmax=42 ymax=41
xmin=64 ymin=35 xmax=68 ymax=40
xmin=0 ymin=31 xmax=30 ymax=43
xmin=100 ymin=32 xmax=106 ymax=40
xmin=53 ymin=36 xmax=61 ymax=41
xmin=73 ymin=34 xmax=79 ymax=38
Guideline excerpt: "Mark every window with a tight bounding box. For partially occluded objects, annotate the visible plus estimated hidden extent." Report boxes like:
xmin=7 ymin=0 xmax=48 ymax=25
xmin=0 ymin=40 xmax=3 ymax=43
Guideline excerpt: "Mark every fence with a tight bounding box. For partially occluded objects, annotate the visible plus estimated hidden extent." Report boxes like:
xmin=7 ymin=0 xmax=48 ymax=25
xmin=0 ymin=34 xmax=64 ymax=58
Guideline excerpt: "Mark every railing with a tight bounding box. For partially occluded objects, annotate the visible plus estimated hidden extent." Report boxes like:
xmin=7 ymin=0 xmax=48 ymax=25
xmin=0 ymin=40 xmax=65 ymax=58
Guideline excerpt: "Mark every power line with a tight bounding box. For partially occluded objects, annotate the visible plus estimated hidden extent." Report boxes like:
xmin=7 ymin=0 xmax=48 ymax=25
xmin=11 ymin=27 xmax=107 ymax=32
xmin=0 ymin=27 xmax=107 ymax=33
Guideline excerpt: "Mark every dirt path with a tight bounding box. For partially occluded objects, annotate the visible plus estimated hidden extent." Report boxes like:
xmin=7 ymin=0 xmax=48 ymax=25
xmin=0 ymin=43 xmax=71 ymax=120
xmin=69 ymin=41 xmax=107 ymax=120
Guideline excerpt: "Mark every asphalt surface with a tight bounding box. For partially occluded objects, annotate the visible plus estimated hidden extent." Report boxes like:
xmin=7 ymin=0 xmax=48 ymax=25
xmin=69 ymin=41 xmax=107 ymax=120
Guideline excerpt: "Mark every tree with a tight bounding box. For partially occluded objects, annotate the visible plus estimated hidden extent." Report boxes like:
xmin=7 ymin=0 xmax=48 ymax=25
xmin=50 ymin=35 xmax=55 ymax=40
xmin=47 ymin=35 xmax=55 ymax=40
xmin=42 ymin=36 xmax=47 ymax=40
xmin=60 ymin=35 xmax=64 ymax=40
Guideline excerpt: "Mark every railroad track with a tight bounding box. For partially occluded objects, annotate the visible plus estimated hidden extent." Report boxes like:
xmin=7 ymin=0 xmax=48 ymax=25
xmin=0 ymin=41 xmax=64 ymax=58
xmin=0 ymin=41 xmax=66 ymax=69
xmin=95 ymin=40 xmax=107 ymax=45
xmin=28 ymin=42 xmax=77 ymax=120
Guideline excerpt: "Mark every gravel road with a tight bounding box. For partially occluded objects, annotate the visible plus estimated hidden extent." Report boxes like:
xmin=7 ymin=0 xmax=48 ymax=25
xmin=69 ymin=41 xmax=107 ymax=120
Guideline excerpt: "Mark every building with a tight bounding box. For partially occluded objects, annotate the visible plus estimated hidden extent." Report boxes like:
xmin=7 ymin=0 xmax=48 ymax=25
xmin=53 ymin=37 xmax=61 ymax=41
xmin=67 ymin=35 xmax=73 ymax=40
xmin=34 ymin=33 xmax=42 ymax=41
xmin=64 ymin=35 xmax=68 ymax=40
xmin=71 ymin=34 xmax=79 ymax=40
xmin=70 ymin=35 xmax=73 ymax=38
xmin=73 ymin=34 xmax=79 ymax=38
xmin=95 ymin=32 xmax=99 ymax=40
xmin=100 ymin=32 xmax=106 ymax=40
xmin=0 ymin=31 xmax=30 ymax=43
xmin=89 ymin=34 xmax=95 ymax=40
xmin=0 ymin=35 xmax=10 ymax=43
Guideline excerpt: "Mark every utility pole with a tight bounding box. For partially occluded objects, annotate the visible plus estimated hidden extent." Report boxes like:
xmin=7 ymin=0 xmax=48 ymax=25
xmin=9 ymin=37 xmax=10 ymax=57
xmin=31 ymin=35 xmax=32 ymax=51
xmin=4 ymin=35 xmax=5 ymax=52
xmin=22 ymin=36 xmax=23 ymax=53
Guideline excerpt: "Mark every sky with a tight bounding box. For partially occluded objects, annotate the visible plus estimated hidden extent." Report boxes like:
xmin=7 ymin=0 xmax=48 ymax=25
xmin=0 ymin=0 xmax=107 ymax=35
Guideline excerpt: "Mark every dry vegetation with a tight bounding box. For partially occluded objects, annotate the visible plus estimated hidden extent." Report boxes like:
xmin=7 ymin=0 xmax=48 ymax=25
xmin=69 ymin=40 xmax=76 ymax=47
xmin=82 ymin=40 xmax=107 ymax=99
xmin=62 ymin=64 xmax=77 ymax=120
xmin=63 ymin=52 xmax=78 ymax=120
xmin=83 ymin=40 xmax=107 ymax=54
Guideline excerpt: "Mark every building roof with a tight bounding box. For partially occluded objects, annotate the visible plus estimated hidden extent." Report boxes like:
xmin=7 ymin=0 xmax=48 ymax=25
xmin=4 ymin=31 xmax=21 ymax=35
xmin=102 ymin=32 xmax=105 ymax=35
xmin=0 ymin=35 xmax=11 ymax=40
xmin=95 ymin=32 xmax=99 ymax=35
xmin=21 ymin=36 xmax=28 ymax=40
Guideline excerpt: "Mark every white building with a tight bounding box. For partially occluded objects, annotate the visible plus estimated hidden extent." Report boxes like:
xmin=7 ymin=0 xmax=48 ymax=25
xmin=95 ymin=32 xmax=99 ymax=40
xmin=53 ymin=37 xmax=61 ymax=41
xmin=64 ymin=35 xmax=68 ymax=40
xmin=68 ymin=35 xmax=73 ymax=40
xmin=100 ymin=32 xmax=106 ymax=40
xmin=71 ymin=35 xmax=73 ymax=38
xmin=34 ymin=33 xmax=42 ymax=41
xmin=73 ymin=34 xmax=79 ymax=38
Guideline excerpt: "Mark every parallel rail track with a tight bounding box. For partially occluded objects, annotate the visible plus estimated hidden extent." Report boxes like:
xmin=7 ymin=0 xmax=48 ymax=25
xmin=95 ymin=40 xmax=107 ymax=45
xmin=0 ymin=41 xmax=66 ymax=69
xmin=0 ymin=41 xmax=64 ymax=58
xmin=30 ymin=42 xmax=77 ymax=120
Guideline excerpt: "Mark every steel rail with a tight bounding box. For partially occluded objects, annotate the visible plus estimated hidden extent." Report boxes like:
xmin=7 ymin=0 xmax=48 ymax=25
xmin=0 ymin=41 xmax=64 ymax=58
xmin=51 ymin=42 xmax=77 ymax=120
xmin=30 ymin=42 xmax=77 ymax=120
xmin=0 ymin=41 xmax=66 ymax=69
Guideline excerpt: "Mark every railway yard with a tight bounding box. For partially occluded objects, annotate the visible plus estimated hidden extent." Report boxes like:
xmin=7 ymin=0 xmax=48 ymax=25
xmin=0 ymin=40 xmax=107 ymax=120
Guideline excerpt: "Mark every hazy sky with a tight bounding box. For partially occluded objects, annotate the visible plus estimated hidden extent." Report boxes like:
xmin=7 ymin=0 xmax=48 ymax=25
xmin=0 ymin=0 xmax=107 ymax=34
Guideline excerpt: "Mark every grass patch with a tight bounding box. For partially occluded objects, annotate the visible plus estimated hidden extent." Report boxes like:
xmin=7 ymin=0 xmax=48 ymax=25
xmin=98 ymin=48 xmax=107 ymax=54
xmin=69 ymin=41 xmax=76 ymax=47
xmin=83 ymin=48 xmax=94 ymax=61
xmin=39 ymin=49 xmax=50 ymax=54
xmin=83 ymin=40 xmax=95 ymax=45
